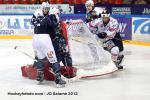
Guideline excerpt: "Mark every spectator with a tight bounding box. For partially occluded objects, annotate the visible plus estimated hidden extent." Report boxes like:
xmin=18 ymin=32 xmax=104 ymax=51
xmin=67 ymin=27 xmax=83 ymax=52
xmin=131 ymin=0 xmax=149 ymax=4
xmin=73 ymin=0 xmax=82 ymax=4
xmin=31 ymin=0 xmax=45 ymax=4
xmin=22 ymin=0 xmax=30 ymax=4
xmin=82 ymin=0 xmax=87 ymax=4
xmin=40 ymin=0 xmax=46 ymax=3
xmin=57 ymin=0 xmax=64 ymax=4
xmin=0 ymin=0 xmax=2 ymax=4
xmin=114 ymin=0 xmax=123 ymax=4
xmin=123 ymin=0 xmax=132 ymax=4
xmin=48 ymin=0 xmax=56 ymax=4
xmin=14 ymin=0 xmax=21 ymax=4
xmin=31 ymin=0 xmax=37 ymax=4
xmin=63 ymin=0 xmax=73 ymax=4
xmin=3 ymin=0 xmax=13 ymax=4
xmin=97 ymin=0 xmax=102 ymax=4
xmin=101 ymin=0 xmax=110 ymax=4
xmin=82 ymin=0 xmax=96 ymax=4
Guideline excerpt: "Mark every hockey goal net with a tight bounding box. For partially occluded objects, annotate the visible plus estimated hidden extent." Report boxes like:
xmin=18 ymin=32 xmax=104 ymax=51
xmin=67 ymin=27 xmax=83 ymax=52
xmin=61 ymin=19 xmax=117 ymax=79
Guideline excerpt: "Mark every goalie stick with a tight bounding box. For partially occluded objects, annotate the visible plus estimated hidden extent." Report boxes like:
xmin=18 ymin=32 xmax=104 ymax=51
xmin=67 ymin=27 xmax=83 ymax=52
xmin=14 ymin=46 xmax=37 ymax=61
xmin=13 ymin=45 xmax=76 ymax=83
xmin=14 ymin=45 xmax=118 ymax=82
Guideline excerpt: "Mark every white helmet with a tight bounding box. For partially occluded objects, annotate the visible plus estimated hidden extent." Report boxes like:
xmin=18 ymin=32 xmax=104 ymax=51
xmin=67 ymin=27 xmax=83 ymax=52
xmin=41 ymin=2 xmax=50 ymax=10
xmin=85 ymin=0 xmax=94 ymax=7
xmin=94 ymin=7 xmax=105 ymax=16
xmin=101 ymin=9 xmax=110 ymax=18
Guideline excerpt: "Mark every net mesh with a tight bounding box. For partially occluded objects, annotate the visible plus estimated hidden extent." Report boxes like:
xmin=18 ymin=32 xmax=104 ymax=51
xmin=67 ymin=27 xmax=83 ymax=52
xmin=61 ymin=19 xmax=117 ymax=78
xmin=62 ymin=20 xmax=113 ymax=69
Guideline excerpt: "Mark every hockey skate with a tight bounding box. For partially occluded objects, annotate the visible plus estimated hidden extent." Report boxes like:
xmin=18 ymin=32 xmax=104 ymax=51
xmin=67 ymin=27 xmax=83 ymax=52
xmin=117 ymin=55 xmax=124 ymax=65
xmin=55 ymin=73 xmax=66 ymax=88
xmin=114 ymin=61 xmax=123 ymax=70
xmin=36 ymin=70 xmax=44 ymax=84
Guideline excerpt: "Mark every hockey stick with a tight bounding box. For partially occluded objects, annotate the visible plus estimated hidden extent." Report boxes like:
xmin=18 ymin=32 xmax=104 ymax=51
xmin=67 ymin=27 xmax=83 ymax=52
xmin=13 ymin=45 xmax=75 ymax=83
xmin=13 ymin=46 xmax=50 ymax=63
xmin=14 ymin=46 xmax=36 ymax=61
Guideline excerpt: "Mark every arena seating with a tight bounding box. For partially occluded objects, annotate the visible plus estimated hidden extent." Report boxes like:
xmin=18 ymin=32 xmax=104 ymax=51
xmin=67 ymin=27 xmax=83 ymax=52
xmin=14 ymin=0 xmax=21 ymax=4
xmin=1 ymin=0 xmax=148 ymax=5
xmin=3 ymin=0 xmax=13 ymax=4
xmin=0 ymin=0 xmax=98 ymax=4
xmin=22 ymin=0 xmax=30 ymax=4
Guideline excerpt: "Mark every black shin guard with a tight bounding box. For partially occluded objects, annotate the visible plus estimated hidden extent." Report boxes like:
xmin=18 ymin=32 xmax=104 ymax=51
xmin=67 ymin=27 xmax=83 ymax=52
xmin=117 ymin=55 xmax=124 ymax=65
xmin=34 ymin=57 xmax=46 ymax=82
xmin=36 ymin=70 xmax=44 ymax=82
xmin=51 ymin=62 xmax=66 ymax=86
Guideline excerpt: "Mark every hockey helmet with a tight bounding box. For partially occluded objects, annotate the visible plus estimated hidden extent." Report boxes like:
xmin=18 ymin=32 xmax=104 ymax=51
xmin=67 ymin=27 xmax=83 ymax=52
xmin=41 ymin=2 xmax=50 ymax=10
xmin=85 ymin=0 xmax=94 ymax=8
xmin=101 ymin=9 xmax=110 ymax=18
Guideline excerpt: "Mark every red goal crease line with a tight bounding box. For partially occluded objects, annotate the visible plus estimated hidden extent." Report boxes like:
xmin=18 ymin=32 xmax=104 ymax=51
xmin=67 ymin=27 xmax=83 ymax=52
xmin=81 ymin=69 xmax=118 ymax=78
xmin=0 ymin=35 xmax=150 ymax=46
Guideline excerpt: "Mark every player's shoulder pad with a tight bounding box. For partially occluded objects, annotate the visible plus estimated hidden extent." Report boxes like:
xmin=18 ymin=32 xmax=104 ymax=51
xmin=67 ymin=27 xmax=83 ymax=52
xmin=47 ymin=14 xmax=57 ymax=21
xmin=110 ymin=17 xmax=119 ymax=25
xmin=48 ymin=14 xmax=56 ymax=18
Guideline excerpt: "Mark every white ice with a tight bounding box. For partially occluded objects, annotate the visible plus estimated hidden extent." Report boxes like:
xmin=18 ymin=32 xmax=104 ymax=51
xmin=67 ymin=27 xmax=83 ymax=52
xmin=0 ymin=39 xmax=150 ymax=100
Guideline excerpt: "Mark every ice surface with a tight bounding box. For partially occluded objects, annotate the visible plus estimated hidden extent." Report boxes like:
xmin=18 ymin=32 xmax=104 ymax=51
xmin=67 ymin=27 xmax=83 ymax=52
xmin=0 ymin=39 xmax=150 ymax=100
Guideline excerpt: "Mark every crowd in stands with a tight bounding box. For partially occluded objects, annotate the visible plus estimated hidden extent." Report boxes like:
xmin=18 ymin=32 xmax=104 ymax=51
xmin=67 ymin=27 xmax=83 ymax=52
xmin=0 ymin=0 xmax=149 ymax=4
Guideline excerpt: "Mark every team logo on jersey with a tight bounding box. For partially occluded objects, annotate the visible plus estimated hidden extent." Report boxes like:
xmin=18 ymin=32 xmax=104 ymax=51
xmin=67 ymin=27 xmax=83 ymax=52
xmin=133 ymin=18 xmax=150 ymax=34
xmin=47 ymin=51 xmax=54 ymax=58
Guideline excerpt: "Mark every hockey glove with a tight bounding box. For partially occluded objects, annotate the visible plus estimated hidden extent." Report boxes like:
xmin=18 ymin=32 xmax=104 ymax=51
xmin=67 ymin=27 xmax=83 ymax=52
xmin=97 ymin=32 xmax=107 ymax=39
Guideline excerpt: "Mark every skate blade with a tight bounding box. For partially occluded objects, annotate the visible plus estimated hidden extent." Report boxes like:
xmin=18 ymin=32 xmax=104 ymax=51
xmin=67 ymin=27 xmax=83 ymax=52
xmin=117 ymin=66 xmax=123 ymax=70
xmin=56 ymin=84 xmax=65 ymax=88
xmin=37 ymin=81 xmax=44 ymax=85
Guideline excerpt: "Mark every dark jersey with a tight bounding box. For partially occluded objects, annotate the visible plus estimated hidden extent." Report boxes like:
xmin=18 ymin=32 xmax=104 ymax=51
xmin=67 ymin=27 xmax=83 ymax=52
xmin=31 ymin=14 xmax=58 ymax=35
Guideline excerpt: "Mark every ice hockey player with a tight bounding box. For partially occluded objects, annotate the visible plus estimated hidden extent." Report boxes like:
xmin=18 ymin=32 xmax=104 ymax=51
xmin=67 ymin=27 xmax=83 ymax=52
xmin=87 ymin=9 xmax=124 ymax=69
xmin=85 ymin=0 xmax=103 ymax=23
xmin=31 ymin=2 xmax=66 ymax=87
xmin=49 ymin=7 xmax=74 ymax=78
xmin=49 ymin=7 xmax=72 ymax=67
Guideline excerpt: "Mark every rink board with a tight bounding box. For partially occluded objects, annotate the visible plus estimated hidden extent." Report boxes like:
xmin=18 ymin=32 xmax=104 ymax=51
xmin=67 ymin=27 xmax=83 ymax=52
xmin=0 ymin=35 xmax=149 ymax=46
